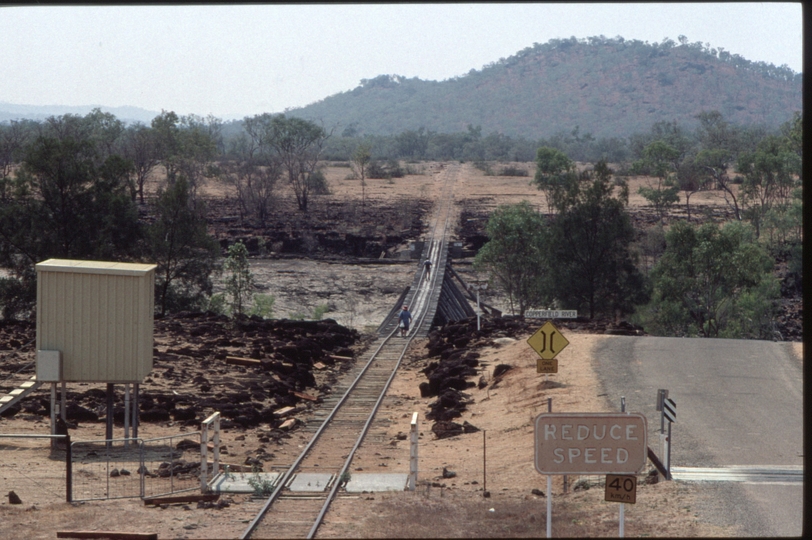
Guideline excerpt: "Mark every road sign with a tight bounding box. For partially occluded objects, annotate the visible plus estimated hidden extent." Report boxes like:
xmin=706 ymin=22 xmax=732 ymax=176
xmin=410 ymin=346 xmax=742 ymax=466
xmin=525 ymin=309 xmax=578 ymax=319
xmin=534 ymin=413 xmax=648 ymax=475
xmin=527 ymin=321 xmax=569 ymax=360
xmin=663 ymin=398 xmax=676 ymax=423
xmin=536 ymin=358 xmax=558 ymax=374
xmin=605 ymin=474 xmax=637 ymax=504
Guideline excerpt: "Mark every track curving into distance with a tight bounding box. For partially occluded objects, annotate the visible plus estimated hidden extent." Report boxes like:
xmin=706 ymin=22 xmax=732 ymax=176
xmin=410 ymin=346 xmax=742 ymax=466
xmin=241 ymin=164 xmax=460 ymax=539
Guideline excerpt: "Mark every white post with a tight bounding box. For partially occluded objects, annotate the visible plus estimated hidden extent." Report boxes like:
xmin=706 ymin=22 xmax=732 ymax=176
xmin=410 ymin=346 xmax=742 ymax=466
xmin=547 ymin=475 xmax=552 ymax=538
xmin=124 ymin=384 xmax=130 ymax=448
xmin=200 ymin=420 xmax=209 ymax=492
xmin=476 ymin=290 xmax=481 ymax=331
xmin=620 ymin=396 xmax=626 ymax=536
xmin=201 ymin=412 xmax=221 ymax=492
xmin=620 ymin=502 xmax=625 ymax=537
xmin=409 ymin=412 xmax=418 ymax=491
xmin=546 ymin=397 xmax=552 ymax=538
xmin=213 ymin=413 xmax=220 ymax=478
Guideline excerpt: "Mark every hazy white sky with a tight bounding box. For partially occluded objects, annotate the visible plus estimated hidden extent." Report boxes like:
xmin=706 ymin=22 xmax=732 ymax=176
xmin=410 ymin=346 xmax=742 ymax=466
xmin=0 ymin=3 xmax=803 ymax=120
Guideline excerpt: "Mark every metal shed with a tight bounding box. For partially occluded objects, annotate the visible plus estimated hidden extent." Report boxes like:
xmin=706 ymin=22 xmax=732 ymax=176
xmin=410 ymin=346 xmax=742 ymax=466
xmin=36 ymin=259 xmax=157 ymax=383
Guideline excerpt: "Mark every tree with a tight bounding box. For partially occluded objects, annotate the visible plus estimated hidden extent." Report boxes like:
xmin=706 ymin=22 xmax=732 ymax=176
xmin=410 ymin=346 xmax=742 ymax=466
xmin=123 ymin=123 xmax=160 ymax=203
xmin=147 ymin=177 xmax=219 ymax=315
xmin=150 ymin=111 xmax=217 ymax=199
xmin=736 ymin=134 xmax=800 ymax=239
xmin=223 ymin=241 xmax=254 ymax=317
xmin=546 ymin=160 xmax=645 ymax=319
xmin=641 ymin=221 xmax=779 ymax=338
xmin=351 ymin=144 xmax=371 ymax=207
xmin=632 ymin=140 xmax=681 ymax=222
xmin=693 ymin=111 xmax=742 ymax=220
xmin=474 ymin=201 xmax=550 ymax=316
xmin=0 ymin=119 xmax=139 ymax=318
xmin=532 ymin=146 xmax=577 ymax=213
xmin=222 ymin=128 xmax=281 ymax=226
xmin=245 ymin=114 xmax=329 ymax=212
xmin=0 ymin=120 xmax=31 ymax=199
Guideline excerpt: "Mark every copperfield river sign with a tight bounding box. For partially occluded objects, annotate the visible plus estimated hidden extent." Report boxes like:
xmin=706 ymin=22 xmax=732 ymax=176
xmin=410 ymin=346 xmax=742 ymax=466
xmin=534 ymin=413 xmax=647 ymax=475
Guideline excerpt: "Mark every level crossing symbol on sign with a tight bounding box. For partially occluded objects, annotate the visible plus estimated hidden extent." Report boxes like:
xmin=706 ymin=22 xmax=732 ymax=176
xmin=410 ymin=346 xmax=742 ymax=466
xmin=663 ymin=398 xmax=676 ymax=423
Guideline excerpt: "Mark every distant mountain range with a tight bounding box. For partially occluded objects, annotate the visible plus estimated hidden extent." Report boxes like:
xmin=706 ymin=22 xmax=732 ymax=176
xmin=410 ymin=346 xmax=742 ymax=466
xmin=0 ymin=102 xmax=160 ymax=125
xmin=1 ymin=36 xmax=802 ymax=140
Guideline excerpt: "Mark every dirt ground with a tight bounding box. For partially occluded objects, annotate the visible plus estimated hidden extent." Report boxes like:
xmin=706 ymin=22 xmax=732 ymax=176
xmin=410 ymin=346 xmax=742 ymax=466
xmin=0 ymin=161 xmax=799 ymax=538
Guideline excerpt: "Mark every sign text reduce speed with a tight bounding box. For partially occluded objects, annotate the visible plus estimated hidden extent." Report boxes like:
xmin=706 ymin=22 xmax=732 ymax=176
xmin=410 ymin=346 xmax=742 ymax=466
xmin=534 ymin=413 xmax=647 ymax=475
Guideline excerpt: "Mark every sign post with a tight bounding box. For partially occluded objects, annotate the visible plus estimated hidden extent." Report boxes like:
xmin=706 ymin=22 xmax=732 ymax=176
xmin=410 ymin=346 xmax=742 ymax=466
xmin=527 ymin=321 xmax=569 ymax=380
xmin=536 ymin=411 xmax=647 ymax=537
xmin=663 ymin=398 xmax=676 ymax=480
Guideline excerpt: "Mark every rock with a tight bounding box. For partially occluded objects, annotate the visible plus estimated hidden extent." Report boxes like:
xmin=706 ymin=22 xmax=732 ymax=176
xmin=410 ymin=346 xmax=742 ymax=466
xmin=492 ymin=364 xmax=512 ymax=378
xmin=176 ymin=439 xmax=199 ymax=451
xmin=8 ymin=491 xmax=22 ymax=504
xmin=442 ymin=467 xmax=457 ymax=479
xmin=462 ymin=421 xmax=480 ymax=433
xmin=110 ymin=468 xmax=120 ymax=477
xmin=432 ymin=421 xmax=464 ymax=439
xmin=531 ymin=488 xmax=546 ymax=497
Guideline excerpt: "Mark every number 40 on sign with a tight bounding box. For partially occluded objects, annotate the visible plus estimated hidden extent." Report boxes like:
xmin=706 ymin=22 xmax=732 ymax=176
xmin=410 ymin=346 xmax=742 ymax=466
xmin=605 ymin=474 xmax=637 ymax=504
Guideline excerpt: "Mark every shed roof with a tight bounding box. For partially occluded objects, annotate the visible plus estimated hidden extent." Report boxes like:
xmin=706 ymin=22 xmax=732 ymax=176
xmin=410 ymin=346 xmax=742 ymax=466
xmin=36 ymin=259 xmax=157 ymax=277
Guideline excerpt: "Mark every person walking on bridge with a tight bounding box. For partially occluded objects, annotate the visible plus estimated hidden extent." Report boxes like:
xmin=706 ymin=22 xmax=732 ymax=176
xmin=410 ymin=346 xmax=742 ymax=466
xmin=398 ymin=305 xmax=412 ymax=337
xmin=423 ymin=259 xmax=432 ymax=282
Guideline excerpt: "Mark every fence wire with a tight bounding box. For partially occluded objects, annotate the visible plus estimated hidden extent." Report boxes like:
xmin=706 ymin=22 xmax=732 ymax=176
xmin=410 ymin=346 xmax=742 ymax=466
xmin=0 ymin=436 xmax=67 ymax=505
xmin=70 ymin=438 xmax=143 ymax=501
xmin=140 ymin=432 xmax=203 ymax=499
xmin=70 ymin=432 xmax=205 ymax=502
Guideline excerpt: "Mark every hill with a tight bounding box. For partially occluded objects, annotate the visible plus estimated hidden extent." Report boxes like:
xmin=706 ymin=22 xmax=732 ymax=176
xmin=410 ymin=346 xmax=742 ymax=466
xmin=0 ymin=102 xmax=159 ymax=125
xmin=289 ymin=36 xmax=801 ymax=139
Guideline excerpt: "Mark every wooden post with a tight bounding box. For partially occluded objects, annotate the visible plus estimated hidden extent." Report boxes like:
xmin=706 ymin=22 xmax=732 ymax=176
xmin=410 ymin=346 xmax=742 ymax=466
xmin=482 ymin=429 xmax=486 ymax=494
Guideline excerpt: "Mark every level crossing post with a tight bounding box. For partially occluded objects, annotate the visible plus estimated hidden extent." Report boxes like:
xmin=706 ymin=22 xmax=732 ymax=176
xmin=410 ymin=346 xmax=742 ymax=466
xmin=409 ymin=412 xmax=418 ymax=491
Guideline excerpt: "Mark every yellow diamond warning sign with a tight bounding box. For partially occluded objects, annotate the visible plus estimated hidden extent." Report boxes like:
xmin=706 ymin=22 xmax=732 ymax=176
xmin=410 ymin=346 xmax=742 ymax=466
xmin=527 ymin=321 xmax=569 ymax=360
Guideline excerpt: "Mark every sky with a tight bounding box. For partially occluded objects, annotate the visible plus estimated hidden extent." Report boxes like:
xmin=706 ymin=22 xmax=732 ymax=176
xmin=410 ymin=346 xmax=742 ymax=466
xmin=0 ymin=3 xmax=803 ymax=120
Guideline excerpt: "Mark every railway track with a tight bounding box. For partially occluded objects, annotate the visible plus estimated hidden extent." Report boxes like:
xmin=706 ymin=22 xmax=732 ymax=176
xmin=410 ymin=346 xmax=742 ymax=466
xmin=240 ymin=164 xmax=460 ymax=538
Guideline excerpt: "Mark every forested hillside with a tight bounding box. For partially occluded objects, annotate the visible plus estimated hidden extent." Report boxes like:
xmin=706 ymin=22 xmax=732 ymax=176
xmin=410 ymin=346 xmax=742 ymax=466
xmin=290 ymin=36 xmax=801 ymax=139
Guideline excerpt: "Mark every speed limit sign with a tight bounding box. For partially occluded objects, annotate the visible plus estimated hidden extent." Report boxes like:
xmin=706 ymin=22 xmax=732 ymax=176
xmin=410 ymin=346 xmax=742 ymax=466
xmin=605 ymin=474 xmax=637 ymax=504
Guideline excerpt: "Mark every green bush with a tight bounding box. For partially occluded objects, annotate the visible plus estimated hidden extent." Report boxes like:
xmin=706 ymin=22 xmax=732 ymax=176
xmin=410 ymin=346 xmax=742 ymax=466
xmin=499 ymin=165 xmax=528 ymax=177
xmin=312 ymin=303 xmax=330 ymax=320
xmin=307 ymin=169 xmax=331 ymax=195
xmin=250 ymin=294 xmax=275 ymax=319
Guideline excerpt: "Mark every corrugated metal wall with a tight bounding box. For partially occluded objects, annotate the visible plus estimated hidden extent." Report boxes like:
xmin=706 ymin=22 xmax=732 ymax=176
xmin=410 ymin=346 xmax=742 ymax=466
xmin=36 ymin=260 xmax=155 ymax=383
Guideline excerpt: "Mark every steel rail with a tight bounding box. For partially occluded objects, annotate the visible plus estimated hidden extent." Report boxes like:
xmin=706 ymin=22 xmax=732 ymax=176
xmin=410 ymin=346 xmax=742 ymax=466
xmin=239 ymin=325 xmax=401 ymax=539
xmin=240 ymin=164 xmax=459 ymax=539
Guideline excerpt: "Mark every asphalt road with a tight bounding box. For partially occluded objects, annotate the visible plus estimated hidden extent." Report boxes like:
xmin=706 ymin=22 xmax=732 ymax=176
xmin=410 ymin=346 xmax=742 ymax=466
xmin=592 ymin=336 xmax=803 ymax=537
